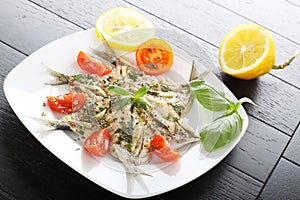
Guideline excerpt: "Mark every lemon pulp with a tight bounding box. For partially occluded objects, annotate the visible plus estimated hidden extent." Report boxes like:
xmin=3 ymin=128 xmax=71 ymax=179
xmin=219 ymin=24 xmax=276 ymax=80
xmin=95 ymin=7 xmax=156 ymax=51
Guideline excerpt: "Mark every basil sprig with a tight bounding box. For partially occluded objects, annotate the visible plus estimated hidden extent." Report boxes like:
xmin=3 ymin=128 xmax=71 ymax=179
xmin=108 ymin=85 xmax=149 ymax=110
xmin=108 ymin=85 xmax=131 ymax=96
xmin=114 ymin=96 xmax=131 ymax=110
xmin=189 ymin=80 xmax=234 ymax=112
xmin=133 ymin=85 xmax=149 ymax=98
xmin=199 ymin=112 xmax=243 ymax=152
xmin=189 ymin=80 xmax=255 ymax=152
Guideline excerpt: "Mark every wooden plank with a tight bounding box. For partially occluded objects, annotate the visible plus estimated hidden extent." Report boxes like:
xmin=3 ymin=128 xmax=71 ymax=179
xmin=224 ymin=117 xmax=289 ymax=182
xmin=258 ymin=158 xmax=300 ymax=199
xmin=209 ymin=0 xmax=300 ymax=89
xmin=0 ymin=43 xmax=26 ymax=78
xmin=126 ymin=0 xmax=300 ymax=88
xmin=29 ymin=0 xmax=300 ymax=135
xmin=31 ymin=0 xmax=220 ymax=68
xmin=0 ymin=0 xmax=82 ymax=55
xmin=210 ymin=0 xmax=300 ymax=44
xmin=0 ymin=109 xmax=122 ymax=199
xmin=158 ymin=162 xmax=262 ymax=200
xmin=0 ymin=42 xmax=26 ymax=115
xmin=218 ymin=69 xmax=300 ymax=135
xmin=284 ymin=125 xmax=300 ymax=165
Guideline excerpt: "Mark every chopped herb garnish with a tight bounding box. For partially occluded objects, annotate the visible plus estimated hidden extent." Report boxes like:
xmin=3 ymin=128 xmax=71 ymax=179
xmin=41 ymin=111 xmax=46 ymax=117
xmin=99 ymin=119 xmax=109 ymax=128
xmin=72 ymin=74 xmax=82 ymax=81
xmin=75 ymin=148 xmax=80 ymax=151
xmin=87 ymin=74 xmax=93 ymax=79
xmin=128 ymin=73 xmax=138 ymax=81
xmin=172 ymin=104 xmax=183 ymax=114
xmin=78 ymin=129 xmax=85 ymax=135
xmin=83 ymin=123 xmax=90 ymax=129
xmin=125 ymin=143 xmax=133 ymax=151
xmin=147 ymin=63 xmax=156 ymax=69
xmin=73 ymin=137 xmax=81 ymax=142
xmin=151 ymin=145 xmax=156 ymax=150
xmin=119 ymin=133 xmax=132 ymax=143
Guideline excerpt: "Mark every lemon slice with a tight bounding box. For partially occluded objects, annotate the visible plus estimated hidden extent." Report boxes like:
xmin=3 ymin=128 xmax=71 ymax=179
xmin=95 ymin=7 xmax=156 ymax=51
xmin=219 ymin=24 xmax=276 ymax=80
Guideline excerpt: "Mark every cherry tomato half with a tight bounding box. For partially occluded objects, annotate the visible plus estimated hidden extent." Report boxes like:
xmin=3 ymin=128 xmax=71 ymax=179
xmin=150 ymin=134 xmax=181 ymax=162
xmin=47 ymin=93 xmax=85 ymax=114
xmin=84 ymin=128 xmax=111 ymax=156
xmin=136 ymin=38 xmax=174 ymax=75
xmin=77 ymin=51 xmax=112 ymax=76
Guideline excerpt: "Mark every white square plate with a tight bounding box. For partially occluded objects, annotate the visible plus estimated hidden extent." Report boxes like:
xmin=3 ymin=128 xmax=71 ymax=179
xmin=4 ymin=29 xmax=248 ymax=199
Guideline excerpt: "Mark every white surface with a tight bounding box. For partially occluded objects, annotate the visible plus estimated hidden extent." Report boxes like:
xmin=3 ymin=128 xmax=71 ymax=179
xmin=4 ymin=29 xmax=248 ymax=199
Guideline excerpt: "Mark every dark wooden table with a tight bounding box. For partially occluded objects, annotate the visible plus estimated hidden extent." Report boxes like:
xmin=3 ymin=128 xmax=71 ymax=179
xmin=1 ymin=0 xmax=300 ymax=199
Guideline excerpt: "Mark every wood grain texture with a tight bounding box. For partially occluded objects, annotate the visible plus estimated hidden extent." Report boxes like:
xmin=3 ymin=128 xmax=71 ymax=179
xmin=284 ymin=125 xmax=300 ymax=165
xmin=156 ymin=162 xmax=262 ymax=200
xmin=218 ymin=71 xmax=300 ymax=136
xmin=0 ymin=110 xmax=124 ymax=200
xmin=0 ymin=43 xmax=26 ymax=77
xmin=29 ymin=0 xmax=300 ymax=135
xmin=210 ymin=0 xmax=300 ymax=89
xmin=31 ymin=0 xmax=219 ymax=70
xmin=210 ymin=0 xmax=300 ymax=44
xmin=1 ymin=0 xmax=297 ymax=188
xmin=224 ymin=117 xmax=289 ymax=182
xmin=258 ymin=158 xmax=300 ymax=200
xmin=0 ymin=42 xmax=26 ymax=115
xmin=127 ymin=0 xmax=300 ymax=88
xmin=0 ymin=0 xmax=82 ymax=55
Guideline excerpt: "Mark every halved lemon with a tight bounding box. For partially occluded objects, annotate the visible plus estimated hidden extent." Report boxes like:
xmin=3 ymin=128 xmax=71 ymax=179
xmin=219 ymin=24 xmax=276 ymax=80
xmin=95 ymin=7 xmax=156 ymax=51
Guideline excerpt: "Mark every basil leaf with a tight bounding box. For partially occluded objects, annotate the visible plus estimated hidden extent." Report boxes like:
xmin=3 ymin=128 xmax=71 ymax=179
xmin=235 ymin=97 xmax=257 ymax=110
xmin=133 ymin=85 xmax=149 ymax=98
xmin=132 ymin=97 xmax=149 ymax=110
xmin=200 ymin=112 xmax=243 ymax=152
xmin=189 ymin=80 xmax=205 ymax=87
xmin=113 ymin=96 xmax=131 ymax=110
xmin=108 ymin=86 xmax=131 ymax=96
xmin=189 ymin=80 xmax=233 ymax=112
